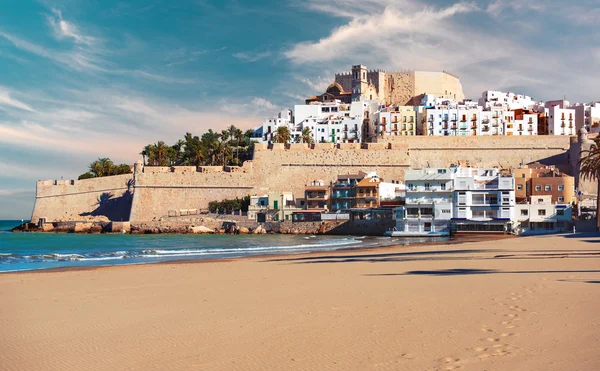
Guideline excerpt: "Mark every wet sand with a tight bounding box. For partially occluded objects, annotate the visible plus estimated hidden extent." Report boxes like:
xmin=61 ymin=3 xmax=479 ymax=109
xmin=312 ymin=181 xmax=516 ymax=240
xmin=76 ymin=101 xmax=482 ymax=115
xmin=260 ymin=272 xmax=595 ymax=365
xmin=1 ymin=234 xmax=599 ymax=370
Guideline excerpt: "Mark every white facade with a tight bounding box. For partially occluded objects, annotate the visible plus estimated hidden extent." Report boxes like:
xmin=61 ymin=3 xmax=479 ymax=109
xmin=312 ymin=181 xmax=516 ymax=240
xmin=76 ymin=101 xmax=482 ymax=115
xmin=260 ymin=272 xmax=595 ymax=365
xmin=424 ymin=106 xmax=481 ymax=136
xmin=379 ymin=181 xmax=406 ymax=202
xmin=390 ymin=168 xmax=456 ymax=235
xmin=479 ymin=91 xmax=537 ymax=110
xmin=513 ymin=195 xmax=572 ymax=235
xmin=294 ymin=99 xmax=372 ymax=143
xmin=510 ymin=112 xmax=538 ymax=136
xmin=571 ymin=102 xmax=600 ymax=133
xmin=547 ymin=105 xmax=576 ymax=136
xmin=259 ymin=109 xmax=295 ymax=143
xmin=453 ymin=168 xmax=515 ymax=232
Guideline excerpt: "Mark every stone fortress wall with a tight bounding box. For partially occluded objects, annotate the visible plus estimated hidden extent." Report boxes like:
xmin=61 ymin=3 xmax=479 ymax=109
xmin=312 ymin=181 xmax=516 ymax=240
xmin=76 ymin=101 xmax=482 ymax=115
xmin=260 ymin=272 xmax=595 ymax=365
xmin=31 ymin=136 xmax=586 ymax=223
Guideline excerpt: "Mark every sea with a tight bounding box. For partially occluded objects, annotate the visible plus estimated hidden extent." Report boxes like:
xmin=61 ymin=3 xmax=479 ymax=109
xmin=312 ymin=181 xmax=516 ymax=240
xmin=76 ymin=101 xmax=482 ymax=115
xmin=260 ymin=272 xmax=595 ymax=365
xmin=0 ymin=220 xmax=448 ymax=273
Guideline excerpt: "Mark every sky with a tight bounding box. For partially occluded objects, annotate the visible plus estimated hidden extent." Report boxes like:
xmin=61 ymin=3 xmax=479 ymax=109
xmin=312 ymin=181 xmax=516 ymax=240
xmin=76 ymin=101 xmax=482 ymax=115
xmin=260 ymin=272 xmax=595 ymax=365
xmin=1 ymin=0 xmax=599 ymax=219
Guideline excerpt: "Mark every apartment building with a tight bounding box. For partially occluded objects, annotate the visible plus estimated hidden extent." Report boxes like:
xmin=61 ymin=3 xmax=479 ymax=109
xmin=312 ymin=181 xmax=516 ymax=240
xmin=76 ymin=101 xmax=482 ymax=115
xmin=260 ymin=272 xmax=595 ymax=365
xmin=453 ymin=168 xmax=515 ymax=233
xmin=377 ymin=105 xmax=418 ymax=136
xmin=304 ymin=180 xmax=330 ymax=211
xmin=247 ymin=192 xmax=301 ymax=222
xmin=514 ymin=195 xmax=573 ymax=235
xmin=424 ymin=106 xmax=481 ymax=136
xmin=355 ymin=175 xmax=381 ymax=209
xmin=388 ymin=168 xmax=455 ymax=236
xmin=547 ymin=105 xmax=576 ymax=136
xmin=513 ymin=163 xmax=575 ymax=204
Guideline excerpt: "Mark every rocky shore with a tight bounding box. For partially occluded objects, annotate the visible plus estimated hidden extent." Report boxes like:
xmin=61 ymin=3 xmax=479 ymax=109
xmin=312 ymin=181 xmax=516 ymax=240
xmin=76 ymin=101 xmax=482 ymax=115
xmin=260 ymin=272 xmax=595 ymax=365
xmin=12 ymin=219 xmax=349 ymax=235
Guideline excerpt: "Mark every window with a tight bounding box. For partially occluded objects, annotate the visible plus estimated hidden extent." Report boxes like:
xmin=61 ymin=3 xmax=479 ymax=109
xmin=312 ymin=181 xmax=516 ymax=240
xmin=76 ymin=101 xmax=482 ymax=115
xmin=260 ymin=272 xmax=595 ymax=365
xmin=558 ymin=185 xmax=564 ymax=191
xmin=521 ymin=209 xmax=528 ymax=216
xmin=517 ymin=184 xmax=523 ymax=190
xmin=558 ymin=196 xmax=565 ymax=203
xmin=538 ymin=209 xmax=546 ymax=216
xmin=441 ymin=183 xmax=446 ymax=190
xmin=535 ymin=185 xmax=542 ymax=191
xmin=545 ymin=185 xmax=551 ymax=191
xmin=557 ymin=209 xmax=565 ymax=216
xmin=438 ymin=169 xmax=446 ymax=174
xmin=442 ymin=209 xmax=451 ymax=214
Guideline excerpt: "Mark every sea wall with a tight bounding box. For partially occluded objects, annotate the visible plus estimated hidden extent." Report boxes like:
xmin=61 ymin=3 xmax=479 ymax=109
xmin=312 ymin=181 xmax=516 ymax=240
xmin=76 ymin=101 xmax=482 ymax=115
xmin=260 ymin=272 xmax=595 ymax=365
xmin=31 ymin=174 xmax=133 ymax=223
xmin=31 ymin=136 xmax=580 ymax=224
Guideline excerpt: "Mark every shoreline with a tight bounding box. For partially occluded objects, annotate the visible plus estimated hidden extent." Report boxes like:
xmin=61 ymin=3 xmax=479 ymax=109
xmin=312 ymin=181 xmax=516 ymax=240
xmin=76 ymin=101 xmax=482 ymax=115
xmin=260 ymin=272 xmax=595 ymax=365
xmin=1 ymin=233 xmax=598 ymax=371
xmin=0 ymin=233 xmax=514 ymax=275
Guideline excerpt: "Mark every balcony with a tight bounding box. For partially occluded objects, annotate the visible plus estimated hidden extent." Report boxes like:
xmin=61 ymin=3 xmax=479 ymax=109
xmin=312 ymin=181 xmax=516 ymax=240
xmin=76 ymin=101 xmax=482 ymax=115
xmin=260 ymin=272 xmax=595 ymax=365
xmin=471 ymin=124 xmax=477 ymax=129
xmin=451 ymin=125 xmax=458 ymax=130
xmin=306 ymin=193 xmax=329 ymax=201
xmin=471 ymin=117 xmax=478 ymax=121
xmin=443 ymin=124 xmax=449 ymax=129
xmin=528 ymin=127 xmax=534 ymax=132
xmin=492 ymin=122 xmax=499 ymax=127
xmin=482 ymin=126 xmax=490 ymax=132
xmin=428 ymin=117 xmax=434 ymax=122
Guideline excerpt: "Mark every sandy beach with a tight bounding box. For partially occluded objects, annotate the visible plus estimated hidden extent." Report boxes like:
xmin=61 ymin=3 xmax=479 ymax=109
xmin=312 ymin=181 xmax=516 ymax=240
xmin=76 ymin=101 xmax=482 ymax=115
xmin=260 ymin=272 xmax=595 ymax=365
xmin=1 ymin=234 xmax=599 ymax=371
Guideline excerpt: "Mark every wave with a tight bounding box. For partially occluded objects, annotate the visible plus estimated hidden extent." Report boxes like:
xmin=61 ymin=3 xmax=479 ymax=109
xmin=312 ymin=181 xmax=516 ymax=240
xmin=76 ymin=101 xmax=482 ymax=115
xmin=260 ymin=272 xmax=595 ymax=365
xmin=0 ymin=236 xmax=367 ymax=270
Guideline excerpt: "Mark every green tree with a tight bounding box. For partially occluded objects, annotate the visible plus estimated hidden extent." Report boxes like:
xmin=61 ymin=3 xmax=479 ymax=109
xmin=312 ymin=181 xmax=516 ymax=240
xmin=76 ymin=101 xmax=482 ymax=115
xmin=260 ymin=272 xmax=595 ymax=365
xmin=296 ymin=127 xmax=313 ymax=144
xmin=274 ymin=126 xmax=291 ymax=144
xmin=579 ymin=136 xmax=600 ymax=230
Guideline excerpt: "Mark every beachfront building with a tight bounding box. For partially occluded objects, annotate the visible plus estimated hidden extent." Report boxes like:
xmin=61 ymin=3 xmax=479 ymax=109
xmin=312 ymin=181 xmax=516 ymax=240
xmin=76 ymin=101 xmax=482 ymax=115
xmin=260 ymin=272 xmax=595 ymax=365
xmin=330 ymin=172 xmax=364 ymax=211
xmin=452 ymin=168 xmax=515 ymax=233
xmin=379 ymin=180 xmax=406 ymax=208
xmin=513 ymin=163 xmax=575 ymax=204
xmin=247 ymin=192 xmax=301 ymax=222
xmin=514 ymin=195 xmax=573 ymax=235
xmin=388 ymin=168 xmax=455 ymax=236
xmin=355 ymin=174 xmax=381 ymax=209
xmin=304 ymin=180 xmax=330 ymax=212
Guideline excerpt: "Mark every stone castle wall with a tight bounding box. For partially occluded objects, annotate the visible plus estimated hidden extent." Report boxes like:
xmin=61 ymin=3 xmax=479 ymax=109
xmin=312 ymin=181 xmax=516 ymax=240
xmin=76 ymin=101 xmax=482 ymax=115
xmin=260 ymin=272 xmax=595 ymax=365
xmin=31 ymin=136 xmax=582 ymax=223
xmin=31 ymin=174 xmax=133 ymax=223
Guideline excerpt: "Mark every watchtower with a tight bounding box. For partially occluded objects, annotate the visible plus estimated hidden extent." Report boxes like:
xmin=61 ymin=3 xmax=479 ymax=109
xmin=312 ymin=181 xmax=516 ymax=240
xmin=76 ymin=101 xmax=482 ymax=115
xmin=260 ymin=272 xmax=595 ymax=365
xmin=351 ymin=65 xmax=368 ymax=102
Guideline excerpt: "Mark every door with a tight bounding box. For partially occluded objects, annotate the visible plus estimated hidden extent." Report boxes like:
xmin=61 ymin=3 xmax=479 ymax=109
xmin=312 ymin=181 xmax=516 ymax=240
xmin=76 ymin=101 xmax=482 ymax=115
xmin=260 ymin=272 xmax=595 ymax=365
xmin=274 ymin=200 xmax=278 ymax=210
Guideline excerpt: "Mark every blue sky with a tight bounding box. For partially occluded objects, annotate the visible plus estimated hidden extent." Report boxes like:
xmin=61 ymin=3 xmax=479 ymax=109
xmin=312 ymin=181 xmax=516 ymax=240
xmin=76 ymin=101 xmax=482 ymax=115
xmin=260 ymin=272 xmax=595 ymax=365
xmin=1 ymin=0 xmax=599 ymax=219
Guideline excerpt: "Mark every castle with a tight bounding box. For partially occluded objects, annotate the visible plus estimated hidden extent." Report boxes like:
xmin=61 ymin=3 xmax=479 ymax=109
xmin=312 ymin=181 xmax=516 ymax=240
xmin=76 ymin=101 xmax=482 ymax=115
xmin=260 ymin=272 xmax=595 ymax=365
xmin=330 ymin=65 xmax=465 ymax=106
xmin=30 ymin=134 xmax=594 ymax=225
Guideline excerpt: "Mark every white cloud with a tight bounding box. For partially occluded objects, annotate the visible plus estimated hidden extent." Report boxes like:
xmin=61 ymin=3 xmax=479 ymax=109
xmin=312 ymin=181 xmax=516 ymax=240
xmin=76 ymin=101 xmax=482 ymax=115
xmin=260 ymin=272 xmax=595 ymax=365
xmin=47 ymin=8 xmax=97 ymax=46
xmin=251 ymin=97 xmax=277 ymax=111
xmin=232 ymin=50 xmax=272 ymax=62
xmin=0 ymin=87 xmax=34 ymax=112
xmin=284 ymin=0 xmax=600 ymax=101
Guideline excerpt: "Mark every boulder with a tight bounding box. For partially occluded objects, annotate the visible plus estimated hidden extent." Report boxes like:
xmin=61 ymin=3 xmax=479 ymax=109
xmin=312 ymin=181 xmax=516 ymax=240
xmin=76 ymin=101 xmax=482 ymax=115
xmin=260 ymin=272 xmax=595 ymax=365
xmin=190 ymin=226 xmax=213 ymax=234
xmin=253 ymin=225 xmax=267 ymax=234
xmin=238 ymin=227 xmax=250 ymax=234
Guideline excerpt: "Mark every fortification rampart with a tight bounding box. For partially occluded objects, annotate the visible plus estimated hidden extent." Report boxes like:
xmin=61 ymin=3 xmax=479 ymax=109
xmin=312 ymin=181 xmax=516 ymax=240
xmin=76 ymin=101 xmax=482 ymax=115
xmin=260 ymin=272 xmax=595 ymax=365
xmin=31 ymin=174 xmax=133 ymax=223
xmin=31 ymin=136 xmax=585 ymax=223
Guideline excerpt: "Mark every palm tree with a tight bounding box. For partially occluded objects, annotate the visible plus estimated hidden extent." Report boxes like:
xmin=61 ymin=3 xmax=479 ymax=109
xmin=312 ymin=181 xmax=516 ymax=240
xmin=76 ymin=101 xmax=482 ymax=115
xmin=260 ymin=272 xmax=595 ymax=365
xmin=154 ymin=141 xmax=169 ymax=166
xmin=579 ymin=136 xmax=600 ymax=230
xmin=297 ymin=127 xmax=313 ymax=144
xmin=274 ymin=126 xmax=291 ymax=144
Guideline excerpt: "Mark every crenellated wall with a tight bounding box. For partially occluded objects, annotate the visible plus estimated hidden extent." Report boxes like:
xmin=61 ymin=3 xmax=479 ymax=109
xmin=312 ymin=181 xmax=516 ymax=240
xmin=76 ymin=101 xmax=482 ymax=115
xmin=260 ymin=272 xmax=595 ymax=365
xmin=31 ymin=136 xmax=584 ymax=223
xmin=31 ymin=174 xmax=134 ymax=223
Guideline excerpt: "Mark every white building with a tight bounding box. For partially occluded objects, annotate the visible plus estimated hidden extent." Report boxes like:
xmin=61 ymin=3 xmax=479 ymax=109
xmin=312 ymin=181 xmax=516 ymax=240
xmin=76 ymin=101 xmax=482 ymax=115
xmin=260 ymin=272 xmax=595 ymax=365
xmin=510 ymin=110 xmax=538 ymax=136
xmin=571 ymin=102 xmax=600 ymax=133
xmin=258 ymin=109 xmax=296 ymax=143
xmin=453 ymin=168 xmax=515 ymax=233
xmin=424 ymin=105 xmax=482 ymax=136
xmin=547 ymin=105 xmax=576 ymax=136
xmin=513 ymin=195 xmax=572 ymax=235
xmin=294 ymin=99 xmax=375 ymax=143
xmin=479 ymin=91 xmax=537 ymax=110
xmin=387 ymin=168 xmax=455 ymax=236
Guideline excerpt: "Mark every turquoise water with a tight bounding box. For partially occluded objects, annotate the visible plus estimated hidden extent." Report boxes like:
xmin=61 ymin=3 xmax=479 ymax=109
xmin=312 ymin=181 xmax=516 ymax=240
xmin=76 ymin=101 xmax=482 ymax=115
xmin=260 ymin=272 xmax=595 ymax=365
xmin=1 ymin=220 xmax=426 ymax=273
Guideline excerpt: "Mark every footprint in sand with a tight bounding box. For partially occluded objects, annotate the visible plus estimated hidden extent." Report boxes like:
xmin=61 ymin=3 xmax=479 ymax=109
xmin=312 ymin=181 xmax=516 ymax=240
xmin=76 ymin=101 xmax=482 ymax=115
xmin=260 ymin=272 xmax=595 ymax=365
xmin=481 ymin=328 xmax=495 ymax=333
